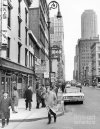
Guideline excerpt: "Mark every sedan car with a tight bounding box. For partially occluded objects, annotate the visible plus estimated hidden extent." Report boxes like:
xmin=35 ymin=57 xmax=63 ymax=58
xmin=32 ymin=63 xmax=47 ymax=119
xmin=63 ymin=87 xmax=84 ymax=104
xmin=65 ymin=83 xmax=71 ymax=88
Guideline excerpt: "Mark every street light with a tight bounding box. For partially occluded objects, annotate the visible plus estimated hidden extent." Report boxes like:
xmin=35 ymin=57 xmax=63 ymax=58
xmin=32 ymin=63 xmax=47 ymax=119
xmin=47 ymin=1 xmax=62 ymax=87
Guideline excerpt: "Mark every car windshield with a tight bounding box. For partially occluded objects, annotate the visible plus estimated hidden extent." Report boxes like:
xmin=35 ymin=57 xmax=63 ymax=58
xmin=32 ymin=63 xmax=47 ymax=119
xmin=66 ymin=84 xmax=71 ymax=86
xmin=65 ymin=87 xmax=80 ymax=93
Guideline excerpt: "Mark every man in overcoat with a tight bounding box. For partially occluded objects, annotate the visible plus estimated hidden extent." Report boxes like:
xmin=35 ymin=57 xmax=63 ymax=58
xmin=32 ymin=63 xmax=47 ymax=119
xmin=0 ymin=92 xmax=15 ymax=128
xmin=24 ymin=86 xmax=33 ymax=111
xmin=36 ymin=84 xmax=42 ymax=109
xmin=45 ymin=86 xmax=57 ymax=124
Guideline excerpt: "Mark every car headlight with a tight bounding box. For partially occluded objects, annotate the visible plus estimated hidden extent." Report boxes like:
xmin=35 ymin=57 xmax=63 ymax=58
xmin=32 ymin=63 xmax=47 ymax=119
xmin=81 ymin=96 xmax=84 ymax=98
xmin=63 ymin=96 xmax=67 ymax=99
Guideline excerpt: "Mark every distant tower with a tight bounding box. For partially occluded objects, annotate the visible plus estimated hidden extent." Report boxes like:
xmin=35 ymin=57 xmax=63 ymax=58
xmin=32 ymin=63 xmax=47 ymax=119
xmin=81 ymin=10 xmax=97 ymax=39
xmin=50 ymin=16 xmax=65 ymax=83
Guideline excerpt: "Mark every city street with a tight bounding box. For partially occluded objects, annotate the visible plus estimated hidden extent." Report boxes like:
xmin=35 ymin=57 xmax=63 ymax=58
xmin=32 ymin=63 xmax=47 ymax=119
xmin=1 ymin=1 xmax=100 ymax=129
xmin=3 ymin=86 xmax=100 ymax=129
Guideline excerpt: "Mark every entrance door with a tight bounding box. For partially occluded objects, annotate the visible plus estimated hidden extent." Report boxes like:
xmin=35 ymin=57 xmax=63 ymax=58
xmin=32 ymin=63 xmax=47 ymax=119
xmin=6 ymin=76 xmax=12 ymax=97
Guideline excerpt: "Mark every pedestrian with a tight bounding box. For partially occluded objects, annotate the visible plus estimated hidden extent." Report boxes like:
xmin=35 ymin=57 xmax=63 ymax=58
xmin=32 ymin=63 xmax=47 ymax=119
xmin=45 ymin=86 xmax=57 ymax=124
xmin=80 ymin=86 xmax=82 ymax=92
xmin=24 ymin=86 xmax=33 ymax=111
xmin=40 ymin=85 xmax=46 ymax=108
xmin=0 ymin=90 xmax=4 ymax=98
xmin=12 ymin=86 xmax=19 ymax=113
xmin=61 ymin=83 xmax=65 ymax=93
xmin=0 ymin=92 xmax=15 ymax=128
xmin=53 ymin=85 xmax=58 ymax=96
xmin=36 ymin=84 xmax=42 ymax=109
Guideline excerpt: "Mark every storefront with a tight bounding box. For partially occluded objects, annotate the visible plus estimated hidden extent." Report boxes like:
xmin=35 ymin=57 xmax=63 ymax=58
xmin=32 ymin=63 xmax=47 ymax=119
xmin=0 ymin=58 xmax=35 ymax=98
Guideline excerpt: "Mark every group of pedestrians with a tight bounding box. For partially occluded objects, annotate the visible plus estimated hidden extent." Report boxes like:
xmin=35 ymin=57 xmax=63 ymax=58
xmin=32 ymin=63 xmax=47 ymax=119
xmin=36 ymin=83 xmax=46 ymax=109
xmin=0 ymin=84 xmax=59 ymax=127
xmin=35 ymin=83 xmax=58 ymax=124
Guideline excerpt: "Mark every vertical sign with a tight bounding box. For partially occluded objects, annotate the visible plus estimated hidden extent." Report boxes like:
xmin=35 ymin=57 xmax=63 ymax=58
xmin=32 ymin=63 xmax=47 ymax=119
xmin=2 ymin=0 xmax=8 ymax=45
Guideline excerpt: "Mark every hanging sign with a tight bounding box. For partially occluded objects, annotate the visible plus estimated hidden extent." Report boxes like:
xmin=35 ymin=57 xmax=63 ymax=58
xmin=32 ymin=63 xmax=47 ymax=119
xmin=2 ymin=0 xmax=8 ymax=45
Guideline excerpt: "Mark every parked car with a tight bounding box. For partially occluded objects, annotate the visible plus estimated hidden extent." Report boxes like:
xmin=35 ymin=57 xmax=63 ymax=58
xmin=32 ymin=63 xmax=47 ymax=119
xmin=63 ymin=87 xmax=84 ymax=104
xmin=76 ymin=82 xmax=82 ymax=88
xmin=65 ymin=83 xmax=71 ymax=88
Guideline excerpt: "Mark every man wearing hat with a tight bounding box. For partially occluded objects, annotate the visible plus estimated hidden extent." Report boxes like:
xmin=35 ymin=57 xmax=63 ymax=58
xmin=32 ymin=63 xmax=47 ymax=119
xmin=0 ymin=92 xmax=15 ymax=128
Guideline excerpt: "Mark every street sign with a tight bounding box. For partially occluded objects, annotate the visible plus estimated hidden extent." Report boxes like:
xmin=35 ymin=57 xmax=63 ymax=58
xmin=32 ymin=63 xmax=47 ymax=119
xmin=51 ymin=72 xmax=56 ymax=82
xmin=44 ymin=72 xmax=49 ymax=78
xmin=35 ymin=65 xmax=47 ymax=73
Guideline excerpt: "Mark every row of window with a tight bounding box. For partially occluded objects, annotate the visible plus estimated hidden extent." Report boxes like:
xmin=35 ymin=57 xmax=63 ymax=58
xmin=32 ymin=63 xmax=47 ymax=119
xmin=81 ymin=56 xmax=90 ymax=59
xmin=8 ymin=1 xmax=28 ymax=41
xmin=7 ymin=37 xmax=34 ymax=68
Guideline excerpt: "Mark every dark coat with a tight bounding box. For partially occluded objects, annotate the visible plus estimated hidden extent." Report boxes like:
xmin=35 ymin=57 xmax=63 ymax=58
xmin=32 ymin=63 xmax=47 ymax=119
xmin=24 ymin=89 xmax=33 ymax=101
xmin=39 ymin=87 xmax=46 ymax=99
xmin=0 ymin=97 xmax=14 ymax=119
xmin=36 ymin=88 xmax=42 ymax=104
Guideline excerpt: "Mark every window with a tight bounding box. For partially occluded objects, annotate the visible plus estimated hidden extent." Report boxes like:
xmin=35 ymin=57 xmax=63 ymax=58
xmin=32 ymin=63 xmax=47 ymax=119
xmin=98 ymin=53 xmax=100 ymax=58
xmin=25 ymin=8 xmax=28 ymax=24
xmin=18 ymin=77 xmax=22 ymax=83
xmin=31 ymin=54 xmax=32 ymax=67
xmin=98 ymin=68 xmax=100 ymax=72
xmin=18 ymin=42 xmax=21 ymax=63
xmin=8 ymin=6 xmax=11 ymax=27
xmin=18 ymin=0 xmax=21 ymax=14
xmin=25 ymin=48 xmax=28 ymax=66
xmin=29 ymin=52 xmax=34 ymax=68
xmin=25 ymin=27 xmax=27 ymax=45
xmin=98 ymin=46 xmax=100 ymax=51
xmin=98 ymin=61 xmax=100 ymax=66
xmin=18 ymin=19 xmax=21 ymax=38
xmin=7 ymin=37 xmax=10 ymax=58
xmin=98 ymin=68 xmax=100 ymax=75
xmin=29 ymin=52 xmax=31 ymax=67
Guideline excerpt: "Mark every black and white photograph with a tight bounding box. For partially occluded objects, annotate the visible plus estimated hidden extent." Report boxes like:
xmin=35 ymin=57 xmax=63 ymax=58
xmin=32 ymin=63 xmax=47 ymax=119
xmin=0 ymin=0 xmax=100 ymax=129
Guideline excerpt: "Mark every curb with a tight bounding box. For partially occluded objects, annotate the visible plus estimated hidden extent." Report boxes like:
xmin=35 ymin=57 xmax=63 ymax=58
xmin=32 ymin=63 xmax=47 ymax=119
xmin=89 ymin=86 xmax=100 ymax=90
xmin=95 ymin=88 xmax=100 ymax=90
xmin=9 ymin=111 xmax=64 ymax=122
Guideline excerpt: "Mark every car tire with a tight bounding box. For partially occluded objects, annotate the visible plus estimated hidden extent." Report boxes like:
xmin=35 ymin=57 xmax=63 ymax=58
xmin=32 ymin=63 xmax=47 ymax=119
xmin=80 ymin=101 xmax=83 ymax=104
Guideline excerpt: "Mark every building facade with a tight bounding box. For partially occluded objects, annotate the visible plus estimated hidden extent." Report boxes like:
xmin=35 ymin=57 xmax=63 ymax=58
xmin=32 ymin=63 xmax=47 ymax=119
xmin=29 ymin=0 xmax=49 ymax=85
xmin=74 ymin=9 xmax=99 ymax=85
xmin=50 ymin=16 xmax=65 ymax=86
xmin=91 ymin=42 xmax=100 ymax=87
xmin=73 ymin=45 xmax=79 ymax=81
xmin=77 ymin=38 xmax=99 ymax=85
xmin=0 ymin=0 xmax=37 ymax=97
xmin=81 ymin=10 xmax=98 ymax=39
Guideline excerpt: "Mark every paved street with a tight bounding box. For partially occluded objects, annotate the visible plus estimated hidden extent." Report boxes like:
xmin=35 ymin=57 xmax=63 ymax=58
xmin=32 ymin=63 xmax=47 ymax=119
xmin=1 ymin=86 xmax=100 ymax=129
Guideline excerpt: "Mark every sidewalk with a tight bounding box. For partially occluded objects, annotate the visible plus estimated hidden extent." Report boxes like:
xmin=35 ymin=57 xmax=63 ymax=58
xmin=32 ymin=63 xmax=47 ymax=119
xmin=9 ymin=92 xmax=64 ymax=122
xmin=89 ymin=86 xmax=100 ymax=90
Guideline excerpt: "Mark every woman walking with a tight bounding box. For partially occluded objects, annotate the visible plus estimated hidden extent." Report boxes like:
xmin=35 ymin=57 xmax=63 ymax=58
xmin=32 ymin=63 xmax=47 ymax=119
xmin=12 ymin=87 xmax=19 ymax=113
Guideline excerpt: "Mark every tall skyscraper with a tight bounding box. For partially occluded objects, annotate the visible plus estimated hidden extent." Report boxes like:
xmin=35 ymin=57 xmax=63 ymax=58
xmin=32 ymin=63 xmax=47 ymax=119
xmin=81 ymin=10 xmax=98 ymax=39
xmin=50 ymin=16 xmax=64 ymax=47
xmin=50 ymin=16 xmax=65 ymax=84
xmin=75 ymin=9 xmax=99 ymax=85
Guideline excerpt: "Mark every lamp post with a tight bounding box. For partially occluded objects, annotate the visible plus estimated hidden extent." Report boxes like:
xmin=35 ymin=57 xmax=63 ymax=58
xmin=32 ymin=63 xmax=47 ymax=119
xmin=47 ymin=1 xmax=62 ymax=87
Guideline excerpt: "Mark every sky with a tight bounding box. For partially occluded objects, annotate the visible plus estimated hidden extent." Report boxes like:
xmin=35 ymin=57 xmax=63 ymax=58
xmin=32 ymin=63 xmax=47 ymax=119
xmin=47 ymin=0 xmax=100 ymax=81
